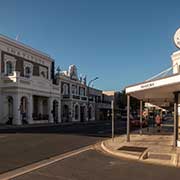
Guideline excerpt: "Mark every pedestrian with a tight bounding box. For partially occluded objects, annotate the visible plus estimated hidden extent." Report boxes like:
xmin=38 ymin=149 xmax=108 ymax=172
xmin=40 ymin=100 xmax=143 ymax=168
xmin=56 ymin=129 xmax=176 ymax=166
xmin=155 ymin=114 xmax=161 ymax=132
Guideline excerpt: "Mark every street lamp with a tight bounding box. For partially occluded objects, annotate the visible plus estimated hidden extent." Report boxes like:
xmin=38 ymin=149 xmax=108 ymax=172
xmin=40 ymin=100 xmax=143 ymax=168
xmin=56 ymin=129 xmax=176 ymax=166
xmin=88 ymin=77 xmax=99 ymax=87
xmin=87 ymin=77 xmax=99 ymax=121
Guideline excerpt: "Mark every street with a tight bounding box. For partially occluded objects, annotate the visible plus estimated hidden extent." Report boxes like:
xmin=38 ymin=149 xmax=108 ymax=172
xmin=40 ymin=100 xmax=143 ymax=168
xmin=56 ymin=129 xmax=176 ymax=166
xmin=0 ymin=120 xmax=177 ymax=180
xmin=0 ymin=120 xmax=126 ymax=174
xmin=12 ymin=149 xmax=180 ymax=180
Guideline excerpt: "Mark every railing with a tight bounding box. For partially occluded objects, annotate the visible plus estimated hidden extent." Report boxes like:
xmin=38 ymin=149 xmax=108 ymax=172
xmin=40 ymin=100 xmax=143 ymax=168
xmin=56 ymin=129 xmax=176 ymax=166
xmin=62 ymin=94 xmax=70 ymax=99
xmin=101 ymin=100 xmax=111 ymax=104
xmin=1 ymin=71 xmax=60 ymax=93
xmin=88 ymin=97 xmax=94 ymax=101
xmin=73 ymin=95 xmax=80 ymax=99
xmin=81 ymin=96 xmax=87 ymax=101
xmin=97 ymin=102 xmax=111 ymax=109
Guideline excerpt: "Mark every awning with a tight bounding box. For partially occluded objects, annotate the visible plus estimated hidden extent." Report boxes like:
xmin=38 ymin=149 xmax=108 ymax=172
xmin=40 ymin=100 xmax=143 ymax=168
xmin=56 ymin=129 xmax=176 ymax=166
xmin=125 ymin=73 xmax=180 ymax=106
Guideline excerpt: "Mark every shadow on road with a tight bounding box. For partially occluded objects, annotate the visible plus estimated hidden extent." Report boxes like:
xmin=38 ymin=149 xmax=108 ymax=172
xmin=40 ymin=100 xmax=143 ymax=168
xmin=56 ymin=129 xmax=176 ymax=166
xmin=0 ymin=121 xmax=126 ymax=138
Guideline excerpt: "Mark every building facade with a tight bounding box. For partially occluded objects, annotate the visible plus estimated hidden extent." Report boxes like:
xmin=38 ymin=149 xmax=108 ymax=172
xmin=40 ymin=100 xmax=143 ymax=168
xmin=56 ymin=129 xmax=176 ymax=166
xmin=0 ymin=35 xmax=61 ymax=125
xmin=59 ymin=65 xmax=95 ymax=122
xmin=0 ymin=34 xmax=112 ymax=125
xmin=59 ymin=65 xmax=112 ymax=123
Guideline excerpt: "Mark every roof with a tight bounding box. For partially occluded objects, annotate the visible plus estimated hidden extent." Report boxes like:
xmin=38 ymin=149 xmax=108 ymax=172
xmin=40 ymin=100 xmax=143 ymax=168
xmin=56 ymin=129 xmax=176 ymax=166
xmin=125 ymin=73 xmax=180 ymax=106
xmin=0 ymin=34 xmax=53 ymax=61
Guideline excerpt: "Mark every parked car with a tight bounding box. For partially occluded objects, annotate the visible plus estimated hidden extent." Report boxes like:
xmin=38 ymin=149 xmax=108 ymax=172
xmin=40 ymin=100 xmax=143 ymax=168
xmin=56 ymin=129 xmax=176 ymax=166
xmin=130 ymin=118 xmax=148 ymax=128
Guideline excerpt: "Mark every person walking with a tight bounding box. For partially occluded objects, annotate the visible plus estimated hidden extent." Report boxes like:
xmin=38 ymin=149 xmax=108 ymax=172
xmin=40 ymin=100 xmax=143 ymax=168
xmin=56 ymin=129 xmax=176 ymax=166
xmin=155 ymin=114 xmax=161 ymax=132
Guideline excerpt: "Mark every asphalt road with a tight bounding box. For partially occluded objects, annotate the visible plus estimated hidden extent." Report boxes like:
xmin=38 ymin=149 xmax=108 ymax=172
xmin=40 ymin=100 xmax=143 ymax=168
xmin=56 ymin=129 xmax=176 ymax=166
xmin=12 ymin=149 xmax=180 ymax=180
xmin=0 ymin=120 xmax=126 ymax=174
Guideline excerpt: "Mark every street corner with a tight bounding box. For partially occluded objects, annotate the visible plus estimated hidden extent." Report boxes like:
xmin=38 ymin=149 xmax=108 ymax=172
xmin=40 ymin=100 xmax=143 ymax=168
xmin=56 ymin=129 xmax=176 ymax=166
xmin=100 ymin=135 xmax=180 ymax=168
xmin=100 ymin=136 xmax=143 ymax=161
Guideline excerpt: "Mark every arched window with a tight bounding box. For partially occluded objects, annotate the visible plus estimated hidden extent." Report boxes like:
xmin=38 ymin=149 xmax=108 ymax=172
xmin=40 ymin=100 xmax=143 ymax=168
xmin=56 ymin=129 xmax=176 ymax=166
xmin=88 ymin=105 xmax=94 ymax=120
xmin=63 ymin=105 xmax=69 ymax=122
xmin=75 ymin=105 xmax=79 ymax=120
xmin=6 ymin=61 xmax=13 ymax=75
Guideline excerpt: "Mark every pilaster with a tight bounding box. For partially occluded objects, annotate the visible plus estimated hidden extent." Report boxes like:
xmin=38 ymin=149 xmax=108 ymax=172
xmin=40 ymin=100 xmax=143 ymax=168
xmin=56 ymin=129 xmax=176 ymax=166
xmin=48 ymin=98 xmax=53 ymax=123
xmin=38 ymin=98 xmax=43 ymax=115
xmin=13 ymin=94 xmax=21 ymax=125
xmin=57 ymin=98 xmax=61 ymax=123
xmin=28 ymin=95 xmax=33 ymax=124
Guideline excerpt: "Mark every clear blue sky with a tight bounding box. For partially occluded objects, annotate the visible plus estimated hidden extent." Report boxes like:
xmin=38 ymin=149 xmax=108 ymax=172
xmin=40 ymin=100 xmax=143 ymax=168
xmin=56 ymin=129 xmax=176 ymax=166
xmin=0 ymin=0 xmax=179 ymax=91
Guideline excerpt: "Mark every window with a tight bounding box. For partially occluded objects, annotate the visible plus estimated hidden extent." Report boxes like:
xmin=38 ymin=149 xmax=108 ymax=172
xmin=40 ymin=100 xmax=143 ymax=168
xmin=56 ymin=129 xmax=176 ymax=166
xmin=63 ymin=84 xmax=69 ymax=95
xmin=6 ymin=61 xmax=13 ymax=75
xmin=41 ymin=71 xmax=46 ymax=78
xmin=25 ymin=66 xmax=31 ymax=78
xmin=80 ymin=87 xmax=85 ymax=96
xmin=75 ymin=105 xmax=79 ymax=120
xmin=72 ymin=85 xmax=77 ymax=95
xmin=4 ymin=55 xmax=16 ymax=76
xmin=40 ymin=66 xmax=48 ymax=79
xmin=24 ymin=61 xmax=33 ymax=78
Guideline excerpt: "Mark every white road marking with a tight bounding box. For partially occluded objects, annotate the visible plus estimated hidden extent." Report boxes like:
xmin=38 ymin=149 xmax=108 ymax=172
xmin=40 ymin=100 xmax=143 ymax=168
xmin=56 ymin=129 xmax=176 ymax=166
xmin=0 ymin=145 xmax=93 ymax=180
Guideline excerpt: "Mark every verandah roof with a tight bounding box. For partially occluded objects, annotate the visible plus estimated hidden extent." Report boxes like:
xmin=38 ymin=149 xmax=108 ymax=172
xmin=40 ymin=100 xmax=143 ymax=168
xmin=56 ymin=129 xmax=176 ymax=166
xmin=125 ymin=73 xmax=180 ymax=106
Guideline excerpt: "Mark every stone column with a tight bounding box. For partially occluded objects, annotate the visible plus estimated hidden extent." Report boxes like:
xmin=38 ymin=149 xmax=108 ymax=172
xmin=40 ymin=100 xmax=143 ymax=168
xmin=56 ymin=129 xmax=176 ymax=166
xmin=70 ymin=101 xmax=73 ymax=122
xmin=48 ymin=98 xmax=53 ymax=123
xmin=28 ymin=95 xmax=33 ymax=124
xmin=13 ymin=94 xmax=21 ymax=125
xmin=58 ymin=98 xmax=61 ymax=123
xmin=38 ymin=98 xmax=43 ymax=115
xmin=86 ymin=105 xmax=88 ymax=121
xmin=69 ymin=83 xmax=72 ymax=99
xmin=77 ymin=85 xmax=79 ymax=95
xmin=78 ymin=104 xmax=80 ymax=122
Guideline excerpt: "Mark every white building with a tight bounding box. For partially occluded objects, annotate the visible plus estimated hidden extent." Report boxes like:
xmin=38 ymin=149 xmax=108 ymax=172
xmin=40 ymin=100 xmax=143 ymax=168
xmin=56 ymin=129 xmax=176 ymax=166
xmin=0 ymin=34 xmax=112 ymax=125
xmin=0 ymin=35 xmax=61 ymax=125
xmin=59 ymin=65 xmax=112 ymax=123
xmin=59 ymin=65 xmax=95 ymax=122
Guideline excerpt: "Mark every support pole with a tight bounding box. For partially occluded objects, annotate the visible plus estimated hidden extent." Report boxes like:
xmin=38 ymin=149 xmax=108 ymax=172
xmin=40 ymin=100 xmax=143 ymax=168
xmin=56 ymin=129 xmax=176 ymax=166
xmin=140 ymin=100 xmax=143 ymax=135
xmin=174 ymin=93 xmax=178 ymax=149
xmin=127 ymin=95 xmax=130 ymax=142
xmin=111 ymin=100 xmax=114 ymax=141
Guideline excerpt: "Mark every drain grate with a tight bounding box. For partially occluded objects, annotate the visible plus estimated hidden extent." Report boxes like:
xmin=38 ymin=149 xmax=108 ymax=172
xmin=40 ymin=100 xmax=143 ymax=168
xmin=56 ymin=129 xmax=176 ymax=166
xmin=118 ymin=146 xmax=147 ymax=153
xmin=148 ymin=154 xmax=171 ymax=160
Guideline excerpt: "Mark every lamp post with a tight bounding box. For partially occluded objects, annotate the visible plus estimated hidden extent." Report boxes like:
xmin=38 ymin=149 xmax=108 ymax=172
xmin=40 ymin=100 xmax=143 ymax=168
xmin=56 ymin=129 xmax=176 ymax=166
xmin=87 ymin=77 xmax=99 ymax=121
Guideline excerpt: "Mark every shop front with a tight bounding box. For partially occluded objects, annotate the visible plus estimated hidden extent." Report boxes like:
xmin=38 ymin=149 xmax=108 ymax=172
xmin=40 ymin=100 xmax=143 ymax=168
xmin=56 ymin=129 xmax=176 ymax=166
xmin=125 ymin=28 xmax=180 ymax=147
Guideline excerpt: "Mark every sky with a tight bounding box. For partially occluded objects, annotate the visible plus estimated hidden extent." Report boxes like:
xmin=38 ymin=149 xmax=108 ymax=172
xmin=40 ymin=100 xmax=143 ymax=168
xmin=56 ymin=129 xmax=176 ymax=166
xmin=0 ymin=0 xmax=180 ymax=91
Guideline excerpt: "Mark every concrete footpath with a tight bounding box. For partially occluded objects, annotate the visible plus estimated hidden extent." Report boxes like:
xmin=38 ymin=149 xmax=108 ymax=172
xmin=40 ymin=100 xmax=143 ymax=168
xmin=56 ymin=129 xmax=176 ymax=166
xmin=101 ymin=133 xmax=180 ymax=167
